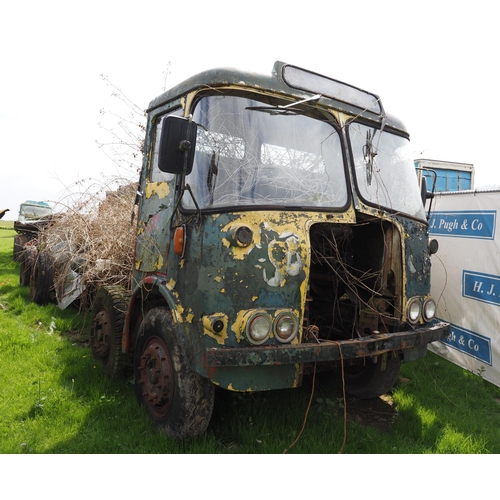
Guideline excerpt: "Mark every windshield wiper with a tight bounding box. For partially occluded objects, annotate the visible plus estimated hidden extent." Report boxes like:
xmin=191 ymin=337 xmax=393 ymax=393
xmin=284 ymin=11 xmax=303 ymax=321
xmin=246 ymin=94 xmax=322 ymax=115
xmin=363 ymin=130 xmax=376 ymax=185
xmin=362 ymin=115 xmax=387 ymax=186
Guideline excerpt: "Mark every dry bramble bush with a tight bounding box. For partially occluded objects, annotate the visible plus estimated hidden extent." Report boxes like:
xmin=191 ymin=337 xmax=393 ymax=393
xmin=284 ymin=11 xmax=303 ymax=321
xmin=33 ymin=76 xmax=146 ymax=310
xmin=36 ymin=181 xmax=138 ymax=310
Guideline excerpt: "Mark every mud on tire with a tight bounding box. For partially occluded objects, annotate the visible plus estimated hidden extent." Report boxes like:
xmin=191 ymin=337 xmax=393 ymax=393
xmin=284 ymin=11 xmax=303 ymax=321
xmin=91 ymin=286 xmax=132 ymax=377
xmin=134 ymin=307 xmax=215 ymax=440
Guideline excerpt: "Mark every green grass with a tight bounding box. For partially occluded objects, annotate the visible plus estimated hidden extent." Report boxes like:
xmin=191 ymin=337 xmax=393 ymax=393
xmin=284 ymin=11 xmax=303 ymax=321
xmin=1 ymin=227 xmax=500 ymax=454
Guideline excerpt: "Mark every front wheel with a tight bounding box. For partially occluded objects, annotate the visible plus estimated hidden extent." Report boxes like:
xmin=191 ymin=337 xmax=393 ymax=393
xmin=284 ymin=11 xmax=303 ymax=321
xmin=134 ymin=307 xmax=215 ymax=440
xmin=342 ymin=353 xmax=401 ymax=399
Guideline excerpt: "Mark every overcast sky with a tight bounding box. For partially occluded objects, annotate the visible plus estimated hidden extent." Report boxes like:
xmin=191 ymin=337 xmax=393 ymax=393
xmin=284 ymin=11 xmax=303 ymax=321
xmin=1 ymin=0 xmax=498 ymax=218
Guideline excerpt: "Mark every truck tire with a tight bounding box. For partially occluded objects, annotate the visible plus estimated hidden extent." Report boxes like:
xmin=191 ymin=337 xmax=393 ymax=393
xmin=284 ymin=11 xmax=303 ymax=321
xmin=20 ymin=245 xmax=37 ymax=286
xmin=13 ymin=234 xmax=27 ymax=261
xmin=30 ymin=251 xmax=55 ymax=305
xmin=91 ymin=286 xmax=132 ymax=377
xmin=134 ymin=307 xmax=215 ymax=440
xmin=342 ymin=353 xmax=401 ymax=399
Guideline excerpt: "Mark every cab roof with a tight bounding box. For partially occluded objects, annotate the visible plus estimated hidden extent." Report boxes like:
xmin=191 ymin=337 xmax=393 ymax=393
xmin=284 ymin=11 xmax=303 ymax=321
xmin=147 ymin=61 xmax=408 ymax=134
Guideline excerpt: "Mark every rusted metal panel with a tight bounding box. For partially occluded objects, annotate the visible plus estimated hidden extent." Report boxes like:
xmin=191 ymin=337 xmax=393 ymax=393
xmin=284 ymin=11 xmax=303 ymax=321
xmin=396 ymin=215 xmax=433 ymax=299
xmin=204 ymin=321 xmax=448 ymax=368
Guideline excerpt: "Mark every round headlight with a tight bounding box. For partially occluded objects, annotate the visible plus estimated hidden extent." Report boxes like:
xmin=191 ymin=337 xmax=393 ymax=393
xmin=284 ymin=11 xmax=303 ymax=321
xmin=247 ymin=313 xmax=272 ymax=345
xmin=407 ymin=298 xmax=421 ymax=324
xmin=274 ymin=312 xmax=298 ymax=343
xmin=422 ymin=298 xmax=436 ymax=322
xmin=428 ymin=238 xmax=439 ymax=255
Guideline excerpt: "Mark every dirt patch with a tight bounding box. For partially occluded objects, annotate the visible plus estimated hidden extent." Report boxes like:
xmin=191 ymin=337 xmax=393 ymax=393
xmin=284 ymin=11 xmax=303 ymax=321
xmin=62 ymin=327 xmax=91 ymax=348
xmin=345 ymin=393 xmax=396 ymax=432
xmin=342 ymin=377 xmax=412 ymax=432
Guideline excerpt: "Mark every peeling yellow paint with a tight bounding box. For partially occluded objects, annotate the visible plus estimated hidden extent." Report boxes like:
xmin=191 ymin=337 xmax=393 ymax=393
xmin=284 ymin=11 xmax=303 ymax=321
xmin=172 ymin=303 xmax=185 ymax=323
xmin=214 ymin=276 xmax=222 ymax=283
xmin=136 ymin=220 xmax=145 ymax=235
xmin=230 ymin=246 xmax=253 ymax=261
xmin=154 ymin=254 xmax=164 ymax=270
xmin=145 ymin=181 xmax=170 ymax=199
xmin=166 ymin=278 xmax=176 ymax=290
xmin=221 ymin=288 xmax=225 ymax=293
xmin=227 ymin=383 xmax=253 ymax=392
xmin=291 ymin=364 xmax=301 ymax=387
xmin=232 ymin=309 xmax=256 ymax=343
xmin=252 ymin=296 xmax=258 ymax=301
xmin=186 ymin=311 xmax=194 ymax=323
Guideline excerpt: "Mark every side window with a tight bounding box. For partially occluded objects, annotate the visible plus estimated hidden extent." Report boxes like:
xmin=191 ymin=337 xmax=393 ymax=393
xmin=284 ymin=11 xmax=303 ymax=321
xmin=150 ymin=109 xmax=183 ymax=182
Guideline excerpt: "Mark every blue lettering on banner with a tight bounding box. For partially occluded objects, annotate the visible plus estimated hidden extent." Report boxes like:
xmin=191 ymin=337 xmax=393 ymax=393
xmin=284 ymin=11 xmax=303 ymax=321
xmin=463 ymin=270 xmax=500 ymax=306
xmin=442 ymin=323 xmax=492 ymax=365
xmin=429 ymin=210 xmax=496 ymax=239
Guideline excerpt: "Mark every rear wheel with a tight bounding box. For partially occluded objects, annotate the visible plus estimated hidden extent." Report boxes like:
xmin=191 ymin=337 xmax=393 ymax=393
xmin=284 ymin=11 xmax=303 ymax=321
xmin=13 ymin=234 xmax=28 ymax=261
xmin=91 ymin=286 xmax=132 ymax=377
xmin=20 ymin=245 xmax=37 ymax=287
xmin=134 ymin=307 xmax=215 ymax=440
xmin=30 ymin=251 xmax=54 ymax=305
xmin=342 ymin=353 xmax=401 ymax=399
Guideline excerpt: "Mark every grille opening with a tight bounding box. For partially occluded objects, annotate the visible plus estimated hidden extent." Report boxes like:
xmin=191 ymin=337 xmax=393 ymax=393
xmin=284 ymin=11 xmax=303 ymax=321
xmin=306 ymin=220 xmax=399 ymax=342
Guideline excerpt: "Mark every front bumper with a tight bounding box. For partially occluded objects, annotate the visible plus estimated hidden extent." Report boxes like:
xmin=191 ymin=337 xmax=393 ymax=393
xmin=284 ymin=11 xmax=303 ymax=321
xmin=204 ymin=321 xmax=449 ymax=368
xmin=14 ymin=220 xmax=52 ymax=235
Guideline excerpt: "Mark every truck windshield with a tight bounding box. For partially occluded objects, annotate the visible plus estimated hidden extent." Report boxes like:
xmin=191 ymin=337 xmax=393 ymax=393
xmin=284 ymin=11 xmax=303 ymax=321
xmin=183 ymin=95 xmax=348 ymax=210
xmin=18 ymin=204 xmax=52 ymax=221
xmin=349 ymin=122 xmax=426 ymax=220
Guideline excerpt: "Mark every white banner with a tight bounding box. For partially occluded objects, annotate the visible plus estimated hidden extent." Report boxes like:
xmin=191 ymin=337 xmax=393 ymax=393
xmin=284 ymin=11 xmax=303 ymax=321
xmin=428 ymin=190 xmax=500 ymax=386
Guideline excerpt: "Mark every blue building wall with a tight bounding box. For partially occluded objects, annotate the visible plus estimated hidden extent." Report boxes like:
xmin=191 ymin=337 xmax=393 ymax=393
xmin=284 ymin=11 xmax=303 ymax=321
xmin=415 ymin=162 xmax=473 ymax=192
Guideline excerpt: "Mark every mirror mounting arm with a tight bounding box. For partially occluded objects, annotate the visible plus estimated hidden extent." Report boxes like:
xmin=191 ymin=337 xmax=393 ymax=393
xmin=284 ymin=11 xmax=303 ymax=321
xmin=169 ymin=182 xmax=202 ymax=233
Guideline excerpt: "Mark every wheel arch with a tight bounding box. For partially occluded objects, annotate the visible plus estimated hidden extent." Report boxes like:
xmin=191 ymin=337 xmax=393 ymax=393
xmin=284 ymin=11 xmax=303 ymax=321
xmin=123 ymin=275 xmax=183 ymax=355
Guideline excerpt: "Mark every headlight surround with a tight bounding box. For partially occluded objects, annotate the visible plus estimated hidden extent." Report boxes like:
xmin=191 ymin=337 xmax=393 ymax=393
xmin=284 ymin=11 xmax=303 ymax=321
xmin=246 ymin=313 xmax=272 ymax=345
xmin=407 ymin=297 xmax=422 ymax=324
xmin=274 ymin=312 xmax=299 ymax=343
xmin=422 ymin=298 xmax=437 ymax=322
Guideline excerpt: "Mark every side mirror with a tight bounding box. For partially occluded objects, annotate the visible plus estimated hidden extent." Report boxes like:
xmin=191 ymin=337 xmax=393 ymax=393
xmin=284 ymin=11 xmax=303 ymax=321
xmin=420 ymin=175 xmax=428 ymax=207
xmin=158 ymin=115 xmax=197 ymax=175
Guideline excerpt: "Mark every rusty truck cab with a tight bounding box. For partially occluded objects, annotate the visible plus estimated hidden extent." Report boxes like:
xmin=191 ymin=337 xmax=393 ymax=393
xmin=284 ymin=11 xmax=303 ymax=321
xmin=93 ymin=62 xmax=448 ymax=439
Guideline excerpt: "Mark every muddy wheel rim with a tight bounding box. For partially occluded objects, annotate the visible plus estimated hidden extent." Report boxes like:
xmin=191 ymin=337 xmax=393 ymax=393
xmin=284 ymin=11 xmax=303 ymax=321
xmin=138 ymin=336 xmax=174 ymax=418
